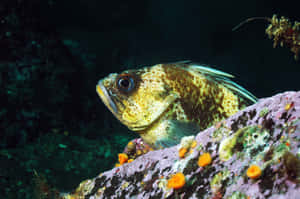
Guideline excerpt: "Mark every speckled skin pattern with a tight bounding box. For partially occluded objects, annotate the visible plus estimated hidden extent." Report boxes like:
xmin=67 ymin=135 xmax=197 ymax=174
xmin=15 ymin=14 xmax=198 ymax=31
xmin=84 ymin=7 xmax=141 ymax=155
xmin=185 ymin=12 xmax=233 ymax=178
xmin=97 ymin=63 xmax=255 ymax=147
xmin=66 ymin=91 xmax=300 ymax=199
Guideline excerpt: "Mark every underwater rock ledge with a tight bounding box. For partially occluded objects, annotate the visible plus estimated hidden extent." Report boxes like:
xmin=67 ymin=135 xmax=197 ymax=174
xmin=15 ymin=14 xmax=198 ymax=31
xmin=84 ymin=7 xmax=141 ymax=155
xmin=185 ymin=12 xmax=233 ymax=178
xmin=66 ymin=91 xmax=300 ymax=199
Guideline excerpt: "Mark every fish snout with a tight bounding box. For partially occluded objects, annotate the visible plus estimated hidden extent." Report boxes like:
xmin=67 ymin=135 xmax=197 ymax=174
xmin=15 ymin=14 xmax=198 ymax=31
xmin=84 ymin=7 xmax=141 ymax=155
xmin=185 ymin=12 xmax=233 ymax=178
xmin=96 ymin=80 xmax=118 ymax=114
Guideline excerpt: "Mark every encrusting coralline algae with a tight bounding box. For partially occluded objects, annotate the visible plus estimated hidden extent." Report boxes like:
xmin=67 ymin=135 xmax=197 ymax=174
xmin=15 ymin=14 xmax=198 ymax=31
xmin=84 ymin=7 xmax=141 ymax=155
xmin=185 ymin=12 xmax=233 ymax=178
xmin=64 ymin=91 xmax=300 ymax=199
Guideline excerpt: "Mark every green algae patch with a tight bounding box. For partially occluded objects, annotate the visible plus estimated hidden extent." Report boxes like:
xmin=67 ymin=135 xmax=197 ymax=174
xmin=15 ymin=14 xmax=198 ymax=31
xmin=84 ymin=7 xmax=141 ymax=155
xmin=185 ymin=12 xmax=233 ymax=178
xmin=226 ymin=191 xmax=247 ymax=199
xmin=259 ymin=107 xmax=269 ymax=117
xmin=218 ymin=127 xmax=245 ymax=161
xmin=219 ymin=126 xmax=270 ymax=161
xmin=210 ymin=169 xmax=230 ymax=193
xmin=212 ymin=126 xmax=230 ymax=142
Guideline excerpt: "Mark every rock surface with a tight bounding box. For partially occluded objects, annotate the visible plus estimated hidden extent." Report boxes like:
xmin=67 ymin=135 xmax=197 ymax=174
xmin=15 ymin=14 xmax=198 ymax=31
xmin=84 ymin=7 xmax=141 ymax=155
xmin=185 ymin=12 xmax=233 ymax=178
xmin=65 ymin=91 xmax=300 ymax=199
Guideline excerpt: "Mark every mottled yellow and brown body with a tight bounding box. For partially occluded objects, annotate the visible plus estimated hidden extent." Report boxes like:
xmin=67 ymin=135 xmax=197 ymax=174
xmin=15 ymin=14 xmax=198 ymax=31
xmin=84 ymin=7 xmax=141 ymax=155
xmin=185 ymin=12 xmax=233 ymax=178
xmin=97 ymin=62 xmax=257 ymax=148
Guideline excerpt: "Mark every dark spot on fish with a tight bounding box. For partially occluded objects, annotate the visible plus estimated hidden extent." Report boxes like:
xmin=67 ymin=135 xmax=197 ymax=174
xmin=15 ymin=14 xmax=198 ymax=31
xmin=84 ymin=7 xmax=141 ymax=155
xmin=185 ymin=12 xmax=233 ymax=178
xmin=160 ymin=84 xmax=173 ymax=98
xmin=139 ymin=164 xmax=143 ymax=169
xmin=162 ymin=65 xmax=227 ymax=130
xmin=163 ymin=156 xmax=168 ymax=159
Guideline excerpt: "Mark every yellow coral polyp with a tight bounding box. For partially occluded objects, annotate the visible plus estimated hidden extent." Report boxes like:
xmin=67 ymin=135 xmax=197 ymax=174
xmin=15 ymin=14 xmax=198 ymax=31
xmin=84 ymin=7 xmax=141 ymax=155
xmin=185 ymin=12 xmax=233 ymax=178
xmin=136 ymin=150 xmax=142 ymax=155
xmin=127 ymin=159 xmax=134 ymax=163
xmin=198 ymin=153 xmax=212 ymax=167
xmin=179 ymin=147 xmax=188 ymax=158
xmin=246 ymin=165 xmax=262 ymax=179
xmin=127 ymin=141 xmax=134 ymax=146
xmin=191 ymin=140 xmax=197 ymax=148
xmin=126 ymin=141 xmax=135 ymax=150
xmin=285 ymin=102 xmax=294 ymax=111
xmin=189 ymin=149 xmax=194 ymax=154
xmin=118 ymin=153 xmax=128 ymax=165
xmin=167 ymin=172 xmax=186 ymax=189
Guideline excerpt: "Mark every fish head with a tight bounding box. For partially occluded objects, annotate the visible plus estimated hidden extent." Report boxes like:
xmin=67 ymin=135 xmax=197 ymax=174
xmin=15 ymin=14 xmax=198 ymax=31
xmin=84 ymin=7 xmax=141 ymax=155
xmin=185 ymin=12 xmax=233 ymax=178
xmin=96 ymin=66 xmax=179 ymax=131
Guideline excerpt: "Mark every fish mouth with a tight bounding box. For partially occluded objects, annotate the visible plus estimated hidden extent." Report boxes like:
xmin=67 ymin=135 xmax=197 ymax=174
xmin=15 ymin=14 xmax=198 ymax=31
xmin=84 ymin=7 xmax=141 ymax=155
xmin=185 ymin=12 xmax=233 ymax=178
xmin=97 ymin=80 xmax=179 ymax=132
xmin=96 ymin=80 xmax=146 ymax=131
xmin=96 ymin=80 xmax=119 ymax=116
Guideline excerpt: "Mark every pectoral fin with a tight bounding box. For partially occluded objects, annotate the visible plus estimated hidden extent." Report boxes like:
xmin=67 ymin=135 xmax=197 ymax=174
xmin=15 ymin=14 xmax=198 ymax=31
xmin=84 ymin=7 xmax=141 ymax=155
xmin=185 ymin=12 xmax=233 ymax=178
xmin=154 ymin=120 xmax=200 ymax=149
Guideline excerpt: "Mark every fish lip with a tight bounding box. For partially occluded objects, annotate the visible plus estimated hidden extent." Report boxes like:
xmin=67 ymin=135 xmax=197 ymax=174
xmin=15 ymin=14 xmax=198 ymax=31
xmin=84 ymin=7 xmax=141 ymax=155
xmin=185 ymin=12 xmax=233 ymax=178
xmin=96 ymin=80 xmax=119 ymax=115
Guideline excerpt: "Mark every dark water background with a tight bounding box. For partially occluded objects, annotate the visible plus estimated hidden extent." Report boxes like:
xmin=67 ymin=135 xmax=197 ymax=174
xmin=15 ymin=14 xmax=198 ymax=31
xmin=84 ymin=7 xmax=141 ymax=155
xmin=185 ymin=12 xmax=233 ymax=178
xmin=0 ymin=0 xmax=299 ymax=198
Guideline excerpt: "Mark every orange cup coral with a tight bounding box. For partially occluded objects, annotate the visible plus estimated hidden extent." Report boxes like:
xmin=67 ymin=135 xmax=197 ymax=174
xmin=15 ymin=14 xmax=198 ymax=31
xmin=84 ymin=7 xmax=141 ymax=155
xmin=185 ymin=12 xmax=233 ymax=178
xmin=167 ymin=172 xmax=186 ymax=189
xmin=246 ymin=165 xmax=262 ymax=179
xmin=198 ymin=153 xmax=212 ymax=167
xmin=179 ymin=148 xmax=188 ymax=158
xmin=118 ymin=153 xmax=128 ymax=165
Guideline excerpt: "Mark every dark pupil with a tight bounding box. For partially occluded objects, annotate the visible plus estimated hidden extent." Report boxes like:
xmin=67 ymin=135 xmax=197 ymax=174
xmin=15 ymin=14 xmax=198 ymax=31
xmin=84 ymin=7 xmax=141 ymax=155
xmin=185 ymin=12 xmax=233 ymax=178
xmin=120 ymin=78 xmax=130 ymax=88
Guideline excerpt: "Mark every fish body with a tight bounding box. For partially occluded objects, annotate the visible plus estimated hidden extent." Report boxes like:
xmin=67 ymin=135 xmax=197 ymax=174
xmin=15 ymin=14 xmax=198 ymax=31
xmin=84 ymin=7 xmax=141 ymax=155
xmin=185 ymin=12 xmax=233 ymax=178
xmin=96 ymin=62 xmax=257 ymax=148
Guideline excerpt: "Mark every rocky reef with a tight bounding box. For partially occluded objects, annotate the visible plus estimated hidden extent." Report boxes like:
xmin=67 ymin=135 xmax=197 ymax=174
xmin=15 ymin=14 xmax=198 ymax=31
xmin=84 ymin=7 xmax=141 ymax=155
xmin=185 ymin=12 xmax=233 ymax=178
xmin=64 ymin=91 xmax=300 ymax=199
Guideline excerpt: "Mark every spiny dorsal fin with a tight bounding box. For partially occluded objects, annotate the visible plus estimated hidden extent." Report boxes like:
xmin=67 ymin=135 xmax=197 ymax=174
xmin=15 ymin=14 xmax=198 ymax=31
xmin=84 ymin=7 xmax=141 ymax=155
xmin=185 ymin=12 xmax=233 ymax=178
xmin=184 ymin=63 xmax=257 ymax=104
xmin=187 ymin=63 xmax=234 ymax=78
xmin=217 ymin=77 xmax=257 ymax=103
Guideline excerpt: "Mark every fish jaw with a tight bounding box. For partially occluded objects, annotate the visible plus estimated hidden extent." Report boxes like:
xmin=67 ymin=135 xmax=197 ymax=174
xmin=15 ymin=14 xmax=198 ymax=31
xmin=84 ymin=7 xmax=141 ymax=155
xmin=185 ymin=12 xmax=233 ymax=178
xmin=97 ymin=80 xmax=179 ymax=131
xmin=96 ymin=81 xmax=119 ymax=116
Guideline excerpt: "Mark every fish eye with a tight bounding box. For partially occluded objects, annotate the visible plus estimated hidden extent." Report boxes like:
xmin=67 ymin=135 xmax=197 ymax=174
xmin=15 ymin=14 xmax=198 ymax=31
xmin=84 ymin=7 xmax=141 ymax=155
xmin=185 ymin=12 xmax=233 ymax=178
xmin=116 ymin=74 xmax=135 ymax=93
